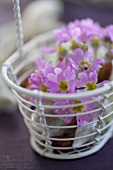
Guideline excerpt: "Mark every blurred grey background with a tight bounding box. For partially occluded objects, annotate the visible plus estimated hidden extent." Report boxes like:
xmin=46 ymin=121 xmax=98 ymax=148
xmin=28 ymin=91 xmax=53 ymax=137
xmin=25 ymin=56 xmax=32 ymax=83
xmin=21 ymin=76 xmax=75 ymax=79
xmin=0 ymin=0 xmax=113 ymax=25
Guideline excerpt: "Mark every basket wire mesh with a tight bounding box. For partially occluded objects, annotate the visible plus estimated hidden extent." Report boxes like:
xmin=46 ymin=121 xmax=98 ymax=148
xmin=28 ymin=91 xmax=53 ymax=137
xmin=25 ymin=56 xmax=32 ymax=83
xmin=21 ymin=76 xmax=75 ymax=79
xmin=1 ymin=0 xmax=113 ymax=159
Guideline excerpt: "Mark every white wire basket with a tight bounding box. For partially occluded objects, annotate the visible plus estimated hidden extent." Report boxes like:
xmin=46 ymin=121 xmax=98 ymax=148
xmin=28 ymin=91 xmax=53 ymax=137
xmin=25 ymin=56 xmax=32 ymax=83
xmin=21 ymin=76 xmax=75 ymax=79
xmin=2 ymin=0 xmax=113 ymax=159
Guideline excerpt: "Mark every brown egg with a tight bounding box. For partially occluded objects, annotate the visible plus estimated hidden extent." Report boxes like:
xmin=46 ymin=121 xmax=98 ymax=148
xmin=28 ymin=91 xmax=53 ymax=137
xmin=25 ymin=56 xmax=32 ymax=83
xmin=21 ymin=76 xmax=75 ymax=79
xmin=98 ymin=62 xmax=112 ymax=83
xmin=52 ymin=135 xmax=73 ymax=153
xmin=21 ymin=77 xmax=31 ymax=89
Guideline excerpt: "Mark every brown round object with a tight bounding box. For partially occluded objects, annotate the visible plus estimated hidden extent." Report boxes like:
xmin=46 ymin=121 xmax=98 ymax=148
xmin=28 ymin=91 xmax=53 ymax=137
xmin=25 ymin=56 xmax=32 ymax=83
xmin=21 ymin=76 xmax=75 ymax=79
xmin=21 ymin=77 xmax=31 ymax=89
xmin=52 ymin=136 xmax=73 ymax=148
xmin=52 ymin=135 xmax=73 ymax=153
xmin=98 ymin=62 xmax=112 ymax=83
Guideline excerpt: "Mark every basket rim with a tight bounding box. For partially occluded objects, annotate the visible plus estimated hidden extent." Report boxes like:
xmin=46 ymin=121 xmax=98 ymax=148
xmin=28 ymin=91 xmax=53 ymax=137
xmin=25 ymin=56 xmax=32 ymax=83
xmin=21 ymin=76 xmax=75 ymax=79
xmin=2 ymin=32 xmax=113 ymax=100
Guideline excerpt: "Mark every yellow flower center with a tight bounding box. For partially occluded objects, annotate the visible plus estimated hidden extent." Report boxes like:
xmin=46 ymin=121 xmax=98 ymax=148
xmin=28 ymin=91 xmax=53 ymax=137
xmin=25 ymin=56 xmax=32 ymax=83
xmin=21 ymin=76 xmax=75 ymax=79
xmin=80 ymin=45 xmax=88 ymax=51
xmin=110 ymin=43 xmax=113 ymax=49
xmin=92 ymin=38 xmax=100 ymax=46
xmin=72 ymin=99 xmax=85 ymax=112
xmin=80 ymin=60 xmax=91 ymax=69
xmin=40 ymin=84 xmax=47 ymax=92
xmin=71 ymin=40 xmax=78 ymax=49
xmin=86 ymin=82 xmax=98 ymax=91
xmin=57 ymin=46 xmax=66 ymax=54
xmin=59 ymin=80 xmax=69 ymax=92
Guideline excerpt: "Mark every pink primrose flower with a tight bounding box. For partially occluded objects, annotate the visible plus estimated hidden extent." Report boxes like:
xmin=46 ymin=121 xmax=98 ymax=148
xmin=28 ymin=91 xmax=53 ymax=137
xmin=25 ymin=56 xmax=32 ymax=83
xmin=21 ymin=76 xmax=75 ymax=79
xmin=68 ymin=48 xmax=105 ymax=71
xmin=45 ymin=66 xmax=76 ymax=93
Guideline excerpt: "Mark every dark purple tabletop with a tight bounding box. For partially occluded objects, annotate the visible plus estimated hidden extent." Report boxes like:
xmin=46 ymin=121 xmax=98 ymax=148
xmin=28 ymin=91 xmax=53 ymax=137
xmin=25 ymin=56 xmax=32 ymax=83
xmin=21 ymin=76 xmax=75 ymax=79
xmin=1 ymin=1 xmax=113 ymax=170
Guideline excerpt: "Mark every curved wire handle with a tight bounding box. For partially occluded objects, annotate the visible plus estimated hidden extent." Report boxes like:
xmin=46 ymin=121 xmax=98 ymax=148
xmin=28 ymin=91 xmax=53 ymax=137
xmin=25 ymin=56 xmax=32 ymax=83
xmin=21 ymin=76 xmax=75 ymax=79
xmin=13 ymin=0 xmax=24 ymax=57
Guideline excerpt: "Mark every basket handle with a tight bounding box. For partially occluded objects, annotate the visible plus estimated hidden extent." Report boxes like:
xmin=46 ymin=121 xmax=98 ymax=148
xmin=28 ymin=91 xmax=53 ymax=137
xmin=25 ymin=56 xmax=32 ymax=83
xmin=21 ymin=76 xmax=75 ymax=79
xmin=13 ymin=0 xmax=24 ymax=58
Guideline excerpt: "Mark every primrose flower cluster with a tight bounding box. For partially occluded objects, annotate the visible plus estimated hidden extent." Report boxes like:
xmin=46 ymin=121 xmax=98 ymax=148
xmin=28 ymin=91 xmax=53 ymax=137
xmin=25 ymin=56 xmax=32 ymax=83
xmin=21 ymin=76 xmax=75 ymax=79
xmin=29 ymin=18 xmax=111 ymax=127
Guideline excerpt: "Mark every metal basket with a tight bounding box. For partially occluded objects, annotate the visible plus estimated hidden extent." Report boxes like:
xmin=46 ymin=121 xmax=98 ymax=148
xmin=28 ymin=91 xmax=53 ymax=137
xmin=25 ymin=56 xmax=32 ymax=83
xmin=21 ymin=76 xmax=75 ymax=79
xmin=2 ymin=0 xmax=113 ymax=159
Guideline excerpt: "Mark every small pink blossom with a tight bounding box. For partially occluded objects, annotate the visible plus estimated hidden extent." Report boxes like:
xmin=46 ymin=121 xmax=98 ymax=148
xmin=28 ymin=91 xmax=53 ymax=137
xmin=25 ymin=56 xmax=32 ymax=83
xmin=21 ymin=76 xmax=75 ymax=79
xmin=54 ymin=96 xmax=98 ymax=126
xmin=35 ymin=57 xmax=47 ymax=70
xmin=68 ymin=48 xmax=105 ymax=71
xmin=54 ymin=27 xmax=71 ymax=43
xmin=55 ymin=18 xmax=102 ymax=44
xmin=45 ymin=66 xmax=76 ymax=93
xmin=103 ymin=25 xmax=113 ymax=42
xmin=76 ymin=97 xmax=98 ymax=127
xmin=75 ymin=70 xmax=108 ymax=90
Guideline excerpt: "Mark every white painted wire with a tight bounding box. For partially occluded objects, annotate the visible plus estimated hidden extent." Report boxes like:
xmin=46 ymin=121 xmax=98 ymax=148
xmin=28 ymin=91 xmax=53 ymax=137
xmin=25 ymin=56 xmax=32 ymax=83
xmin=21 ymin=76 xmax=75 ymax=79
xmin=2 ymin=36 xmax=113 ymax=159
xmin=13 ymin=0 xmax=24 ymax=58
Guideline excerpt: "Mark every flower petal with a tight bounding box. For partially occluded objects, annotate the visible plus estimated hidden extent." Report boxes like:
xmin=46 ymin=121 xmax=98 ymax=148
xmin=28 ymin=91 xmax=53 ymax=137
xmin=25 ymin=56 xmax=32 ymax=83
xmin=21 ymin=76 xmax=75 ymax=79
xmin=68 ymin=57 xmax=78 ymax=70
xmin=68 ymin=81 xmax=76 ymax=93
xmin=64 ymin=117 xmax=73 ymax=124
xmin=74 ymin=48 xmax=84 ymax=64
xmin=86 ymin=48 xmax=94 ymax=62
xmin=74 ymin=80 xmax=85 ymax=88
xmin=78 ymin=72 xmax=89 ymax=83
xmin=54 ymin=67 xmax=62 ymax=75
xmin=47 ymin=73 xmax=58 ymax=83
xmin=91 ymin=58 xmax=105 ymax=70
xmin=97 ymin=80 xmax=108 ymax=88
xmin=41 ymin=46 xmax=55 ymax=54
xmin=89 ymin=71 xmax=98 ymax=83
